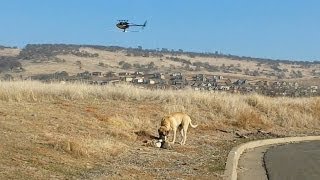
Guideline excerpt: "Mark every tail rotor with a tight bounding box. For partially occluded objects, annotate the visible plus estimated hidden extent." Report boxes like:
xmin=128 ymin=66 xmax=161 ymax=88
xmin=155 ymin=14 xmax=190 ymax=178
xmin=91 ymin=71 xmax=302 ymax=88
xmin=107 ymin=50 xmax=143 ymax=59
xmin=142 ymin=20 xmax=147 ymax=29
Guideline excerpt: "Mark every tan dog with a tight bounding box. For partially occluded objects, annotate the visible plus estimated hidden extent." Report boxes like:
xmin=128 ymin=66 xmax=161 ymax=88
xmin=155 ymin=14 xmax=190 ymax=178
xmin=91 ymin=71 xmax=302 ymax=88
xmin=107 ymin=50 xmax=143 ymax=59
xmin=158 ymin=112 xmax=198 ymax=145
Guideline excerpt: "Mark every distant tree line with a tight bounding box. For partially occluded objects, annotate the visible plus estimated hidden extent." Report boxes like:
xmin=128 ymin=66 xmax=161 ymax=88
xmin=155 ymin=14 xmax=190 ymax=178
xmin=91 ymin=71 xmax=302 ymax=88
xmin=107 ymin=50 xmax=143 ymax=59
xmin=18 ymin=44 xmax=98 ymax=60
xmin=70 ymin=44 xmax=320 ymax=65
xmin=0 ymin=45 xmax=18 ymax=50
xmin=31 ymin=71 xmax=69 ymax=81
xmin=5 ymin=44 xmax=319 ymax=66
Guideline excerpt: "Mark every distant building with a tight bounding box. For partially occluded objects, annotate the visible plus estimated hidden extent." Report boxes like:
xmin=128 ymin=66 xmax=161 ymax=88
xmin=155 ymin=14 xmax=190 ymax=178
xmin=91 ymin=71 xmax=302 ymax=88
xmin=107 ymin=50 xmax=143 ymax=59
xmin=91 ymin=72 xmax=102 ymax=77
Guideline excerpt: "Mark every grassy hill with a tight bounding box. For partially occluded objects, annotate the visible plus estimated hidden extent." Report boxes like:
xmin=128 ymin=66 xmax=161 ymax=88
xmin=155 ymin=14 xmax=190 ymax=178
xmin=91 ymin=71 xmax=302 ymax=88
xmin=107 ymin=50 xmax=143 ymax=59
xmin=1 ymin=45 xmax=320 ymax=179
xmin=1 ymin=44 xmax=320 ymax=83
xmin=0 ymin=81 xmax=319 ymax=179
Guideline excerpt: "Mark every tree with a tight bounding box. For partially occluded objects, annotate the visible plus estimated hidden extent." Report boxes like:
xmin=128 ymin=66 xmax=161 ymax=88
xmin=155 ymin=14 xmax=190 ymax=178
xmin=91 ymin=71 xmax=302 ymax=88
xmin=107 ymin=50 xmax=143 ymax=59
xmin=252 ymin=70 xmax=260 ymax=76
xmin=4 ymin=74 xmax=13 ymax=81
xmin=122 ymin=62 xmax=132 ymax=69
xmin=244 ymin=68 xmax=250 ymax=75
xmin=148 ymin=62 xmax=155 ymax=69
xmin=277 ymin=72 xmax=286 ymax=79
xmin=76 ymin=61 xmax=82 ymax=70
xmin=161 ymin=48 xmax=168 ymax=52
xmin=133 ymin=63 xmax=141 ymax=68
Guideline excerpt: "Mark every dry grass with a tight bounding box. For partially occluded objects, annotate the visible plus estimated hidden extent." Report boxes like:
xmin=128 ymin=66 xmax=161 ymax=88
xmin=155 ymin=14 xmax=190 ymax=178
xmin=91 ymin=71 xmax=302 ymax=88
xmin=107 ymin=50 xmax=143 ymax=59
xmin=1 ymin=80 xmax=320 ymax=128
xmin=0 ymin=48 xmax=20 ymax=56
xmin=0 ymin=81 xmax=320 ymax=179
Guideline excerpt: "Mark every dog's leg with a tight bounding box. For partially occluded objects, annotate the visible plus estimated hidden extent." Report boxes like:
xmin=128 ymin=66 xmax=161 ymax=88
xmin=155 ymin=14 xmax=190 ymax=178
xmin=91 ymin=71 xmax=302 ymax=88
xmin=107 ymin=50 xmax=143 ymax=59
xmin=179 ymin=127 xmax=184 ymax=145
xmin=182 ymin=125 xmax=189 ymax=145
xmin=170 ymin=128 xmax=177 ymax=144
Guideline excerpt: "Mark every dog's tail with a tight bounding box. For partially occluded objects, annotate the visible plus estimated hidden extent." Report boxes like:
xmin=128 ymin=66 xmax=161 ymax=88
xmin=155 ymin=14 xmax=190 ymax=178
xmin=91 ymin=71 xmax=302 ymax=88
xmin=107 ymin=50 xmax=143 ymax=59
xmin=190 ymin=121 xmax=198 ymax=128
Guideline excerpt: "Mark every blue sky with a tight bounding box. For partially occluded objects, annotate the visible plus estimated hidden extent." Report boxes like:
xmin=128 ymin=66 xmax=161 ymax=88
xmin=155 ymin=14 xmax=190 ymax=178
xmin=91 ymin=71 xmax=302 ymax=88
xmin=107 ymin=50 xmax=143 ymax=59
xmin=0 ymin=0 xmax=319 ymax=61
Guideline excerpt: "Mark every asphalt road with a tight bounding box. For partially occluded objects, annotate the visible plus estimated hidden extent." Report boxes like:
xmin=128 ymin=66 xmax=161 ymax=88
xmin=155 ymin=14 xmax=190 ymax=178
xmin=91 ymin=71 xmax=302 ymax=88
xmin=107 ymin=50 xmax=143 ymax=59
xmin=238 ymin=146 xmax=269 ymax=180
xmin=264 ymin=141 xmax=320 ymax=180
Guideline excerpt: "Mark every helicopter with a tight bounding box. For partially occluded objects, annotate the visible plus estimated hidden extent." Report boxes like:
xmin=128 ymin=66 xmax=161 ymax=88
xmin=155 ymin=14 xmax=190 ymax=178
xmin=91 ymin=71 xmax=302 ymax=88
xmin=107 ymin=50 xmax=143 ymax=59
xmin=116 ymin=20 xmax=147 ymax=32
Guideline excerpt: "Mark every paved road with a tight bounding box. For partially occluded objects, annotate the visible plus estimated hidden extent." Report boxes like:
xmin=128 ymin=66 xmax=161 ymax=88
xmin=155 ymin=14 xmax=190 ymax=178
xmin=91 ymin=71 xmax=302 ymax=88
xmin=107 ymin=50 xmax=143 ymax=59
xmin=264 ymin=141 xmax=320 ymax=180
xmin=238 ymin=145 xmax=269 ymax=180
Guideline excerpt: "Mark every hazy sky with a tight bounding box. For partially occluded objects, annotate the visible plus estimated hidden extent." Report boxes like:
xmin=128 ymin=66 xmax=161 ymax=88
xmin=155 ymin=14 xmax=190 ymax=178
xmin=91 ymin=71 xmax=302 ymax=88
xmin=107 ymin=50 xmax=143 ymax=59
xmin=0 ymin=0 xmax=319 ymax=61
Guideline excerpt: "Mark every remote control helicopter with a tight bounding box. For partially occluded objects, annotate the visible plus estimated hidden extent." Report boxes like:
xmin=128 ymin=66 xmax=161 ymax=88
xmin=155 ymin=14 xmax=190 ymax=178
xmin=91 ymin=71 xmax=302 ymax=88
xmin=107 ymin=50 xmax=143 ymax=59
xmin=116 ymin=20 xmax=147 ymax=32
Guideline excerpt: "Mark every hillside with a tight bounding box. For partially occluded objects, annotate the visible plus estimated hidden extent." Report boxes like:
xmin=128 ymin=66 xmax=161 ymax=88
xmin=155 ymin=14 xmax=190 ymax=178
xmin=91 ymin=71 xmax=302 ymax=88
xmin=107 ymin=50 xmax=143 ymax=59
xmin=0 ymin=44 xmax=319 ymax=82
xmin=0 ymin=45 xmax=320 ymax=178
xmin=0 ymin=46 xmax=20 ymax=57
xmin=0 ymin=81 xmax=319 ymax=179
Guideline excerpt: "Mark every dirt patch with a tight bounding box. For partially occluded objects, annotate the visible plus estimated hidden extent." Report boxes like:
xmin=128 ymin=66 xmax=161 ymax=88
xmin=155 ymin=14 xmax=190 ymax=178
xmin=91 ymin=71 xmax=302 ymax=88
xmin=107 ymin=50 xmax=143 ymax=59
xmin=135 ymin=130 xmax=158 ymax=141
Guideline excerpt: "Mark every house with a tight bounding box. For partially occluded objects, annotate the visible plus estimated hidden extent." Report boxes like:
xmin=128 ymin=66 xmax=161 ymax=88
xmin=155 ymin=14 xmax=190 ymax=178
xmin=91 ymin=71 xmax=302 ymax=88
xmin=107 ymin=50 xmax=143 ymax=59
xmin=218 ymin=85 xmax=230 ymax=91
xmin=91 ymin=72 xmax=102 ymax=77
xmin=146 ymin=73 xmax=165 ymax=80
xmin=311 ymin=85 xmax=318 ymax=90
xmin=193 ymin=74 xmax=207 ymax=82
xmin=213 ymin=75 xmax=224 ymax=80
xmin=104 ymin=71 xmax=117 ymax=77
xmin=119 ymin=72 xmax=131 ymax=77
xmin=171 ymin=79 xmax=185 ymax=85
xmin=170 ymin=72 xmax=182 ymax=77
xmin=233 ymin=79 xmax=247 ymax=86
xmin=310 ymin=86 xmax=318 ymax=93
xmin=170 ymin=74 xmax=183 ymax=81
xmin=153 ymin=73 xmax=165 ymax=79
xmin=149 ymin=79 xmax=156 ymax=85
xmin=206 ymin=76 xmax=217 ymax=83
xmin=133 ymin=71 xmax=144 ymax=76
xmin=77 ymin=71 xmax=91 ymax=78
xmin=133 ymin=77 xmax=144 ymax=84
xmin=124 ymin=77 xmax=133 ymax=82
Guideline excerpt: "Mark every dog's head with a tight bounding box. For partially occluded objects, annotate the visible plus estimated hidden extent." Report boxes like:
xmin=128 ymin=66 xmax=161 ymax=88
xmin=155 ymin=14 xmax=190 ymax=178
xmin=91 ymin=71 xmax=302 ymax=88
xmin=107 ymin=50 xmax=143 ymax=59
xmin=158 ymin=126 xmax=169 ymax=141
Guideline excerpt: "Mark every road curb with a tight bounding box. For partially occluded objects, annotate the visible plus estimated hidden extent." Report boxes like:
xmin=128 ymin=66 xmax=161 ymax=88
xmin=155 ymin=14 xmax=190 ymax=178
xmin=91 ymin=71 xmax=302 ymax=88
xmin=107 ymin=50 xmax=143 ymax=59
xmin=223 ymin=136 xmax=320 ymax=180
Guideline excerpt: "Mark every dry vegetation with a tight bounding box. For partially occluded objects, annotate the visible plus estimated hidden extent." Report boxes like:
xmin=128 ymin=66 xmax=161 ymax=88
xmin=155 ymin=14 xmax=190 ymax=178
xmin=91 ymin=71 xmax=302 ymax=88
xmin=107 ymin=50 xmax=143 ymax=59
xmin=0 ymin=48 xmax=20 ymax=57
xmin=1 ymin=81 xmax=320 ymax=179
xmin=13 ymin=46 xmax=319 ymax=80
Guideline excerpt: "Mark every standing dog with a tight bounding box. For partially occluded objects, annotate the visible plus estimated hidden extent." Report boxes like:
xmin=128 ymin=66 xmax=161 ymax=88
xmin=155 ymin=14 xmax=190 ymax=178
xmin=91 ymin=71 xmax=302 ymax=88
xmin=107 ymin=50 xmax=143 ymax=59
xmin=158 ymin=112 xmax=198 ymax=145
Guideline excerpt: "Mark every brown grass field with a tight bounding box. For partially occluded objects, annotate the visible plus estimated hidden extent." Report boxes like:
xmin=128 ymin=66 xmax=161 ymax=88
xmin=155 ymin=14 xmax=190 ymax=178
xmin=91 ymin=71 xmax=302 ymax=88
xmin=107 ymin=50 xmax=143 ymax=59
xmin=12 ymin=47 xmax=319 ymax=82
xmin=0 ymin=48 xmax=20 ymax=57
xmin=0 ymin=81 xmax=320 ymax=179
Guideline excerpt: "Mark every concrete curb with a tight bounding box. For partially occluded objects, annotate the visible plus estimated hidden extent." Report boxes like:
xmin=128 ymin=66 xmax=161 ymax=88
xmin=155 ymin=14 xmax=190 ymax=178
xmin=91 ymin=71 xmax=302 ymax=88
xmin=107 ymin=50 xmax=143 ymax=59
xmin=223 ymin=136 xmax=320 ymax=180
